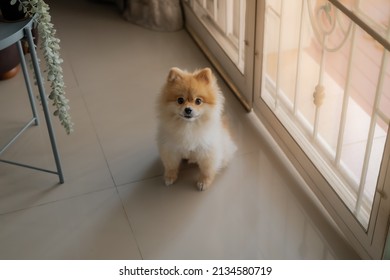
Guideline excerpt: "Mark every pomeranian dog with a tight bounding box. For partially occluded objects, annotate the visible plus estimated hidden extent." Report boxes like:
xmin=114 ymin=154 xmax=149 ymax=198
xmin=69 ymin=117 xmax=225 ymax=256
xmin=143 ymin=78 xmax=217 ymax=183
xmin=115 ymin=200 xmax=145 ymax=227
xmin=157 ymin=67 xmax=237 ymax=191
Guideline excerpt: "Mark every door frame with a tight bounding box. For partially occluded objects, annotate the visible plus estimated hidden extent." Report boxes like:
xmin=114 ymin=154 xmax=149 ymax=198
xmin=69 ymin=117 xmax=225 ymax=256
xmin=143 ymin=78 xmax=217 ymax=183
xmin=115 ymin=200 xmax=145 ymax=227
xmin=183 ymin=0 xmax=257 ymax=111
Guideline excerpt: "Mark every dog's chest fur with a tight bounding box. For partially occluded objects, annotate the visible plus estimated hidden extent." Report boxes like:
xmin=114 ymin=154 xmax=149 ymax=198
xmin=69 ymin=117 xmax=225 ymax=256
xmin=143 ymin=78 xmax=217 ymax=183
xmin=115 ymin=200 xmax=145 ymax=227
xmin=166 ymin=119 xmax=218 ymax=156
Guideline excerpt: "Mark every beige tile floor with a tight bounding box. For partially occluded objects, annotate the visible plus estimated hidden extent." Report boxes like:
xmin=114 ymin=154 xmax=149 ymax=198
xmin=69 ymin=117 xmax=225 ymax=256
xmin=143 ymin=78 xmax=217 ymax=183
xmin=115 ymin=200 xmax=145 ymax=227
xmin=0 ymin=0 xmax=359 ymax=259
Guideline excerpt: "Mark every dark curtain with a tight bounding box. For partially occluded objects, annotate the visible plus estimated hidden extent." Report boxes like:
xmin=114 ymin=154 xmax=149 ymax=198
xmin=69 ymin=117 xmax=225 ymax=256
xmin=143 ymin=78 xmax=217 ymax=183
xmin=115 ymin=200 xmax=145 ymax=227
xmin=123 ymin=0 xmax=183 ymax=32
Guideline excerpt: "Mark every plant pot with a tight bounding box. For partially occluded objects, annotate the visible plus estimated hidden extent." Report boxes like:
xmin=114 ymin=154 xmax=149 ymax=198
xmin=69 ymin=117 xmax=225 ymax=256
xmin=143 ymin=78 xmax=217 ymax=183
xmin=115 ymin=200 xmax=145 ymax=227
xmin=0 ymin=64 xmax=20 ymax=80
xmin=0 ymin=43 xmax=20 ymax=80
xmin=0 ymin=0 xmax=25 ymax=80
xmin=0 ymin=0 xmax=26 ymax=21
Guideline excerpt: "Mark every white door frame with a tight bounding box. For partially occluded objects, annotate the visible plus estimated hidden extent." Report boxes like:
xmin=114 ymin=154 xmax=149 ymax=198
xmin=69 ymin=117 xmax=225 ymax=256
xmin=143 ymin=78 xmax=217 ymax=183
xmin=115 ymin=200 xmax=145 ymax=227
xmin=183 ymin=0 xmax=257 ymax=111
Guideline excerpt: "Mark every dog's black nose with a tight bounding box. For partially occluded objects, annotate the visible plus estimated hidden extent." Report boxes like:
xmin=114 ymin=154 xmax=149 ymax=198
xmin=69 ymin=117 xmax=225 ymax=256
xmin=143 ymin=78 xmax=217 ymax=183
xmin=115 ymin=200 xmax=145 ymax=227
xmin=184 ymin=107 xmax=192 ymax=115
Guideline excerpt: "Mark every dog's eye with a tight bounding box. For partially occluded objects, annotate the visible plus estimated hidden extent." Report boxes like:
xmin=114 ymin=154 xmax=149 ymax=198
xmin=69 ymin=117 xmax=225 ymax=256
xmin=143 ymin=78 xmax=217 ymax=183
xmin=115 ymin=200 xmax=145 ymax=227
xmin=195 ymin=98 xmax=202 ymax=105
xmin=177 ymin=97 xmax=185 ymax=104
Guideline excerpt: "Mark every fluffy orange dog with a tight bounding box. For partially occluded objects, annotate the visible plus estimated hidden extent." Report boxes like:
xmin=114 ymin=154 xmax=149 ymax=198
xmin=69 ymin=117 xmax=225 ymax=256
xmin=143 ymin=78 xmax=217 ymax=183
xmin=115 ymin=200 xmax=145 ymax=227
xmin=157 ymin=67 xmax=237 ymax=191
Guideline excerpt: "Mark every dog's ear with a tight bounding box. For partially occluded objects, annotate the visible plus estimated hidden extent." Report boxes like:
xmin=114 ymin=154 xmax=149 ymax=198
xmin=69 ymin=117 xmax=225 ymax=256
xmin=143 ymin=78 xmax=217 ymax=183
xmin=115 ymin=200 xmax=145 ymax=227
xmin=168 ymin=67 xmax=184 ymax=82
xmin=194 ymin=68 xmax=213 ymax=84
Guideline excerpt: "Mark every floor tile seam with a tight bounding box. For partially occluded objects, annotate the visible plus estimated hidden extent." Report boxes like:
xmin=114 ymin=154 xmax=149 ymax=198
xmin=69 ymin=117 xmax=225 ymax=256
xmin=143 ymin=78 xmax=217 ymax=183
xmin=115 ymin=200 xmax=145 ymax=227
xmin=76 ymin=86 xmax=117 ymax=187
xmin=0 ymin=184 xmax=115 ymax=218
xmin=63 ymin=50 xmax=81 ymax=89
xmin=114 ymin=186 xmax=145 ymax=260
xmin=234 ymin=146 xmax=263 ymax=159
xmin=72 ymin=71 xmax=137 ymax=94
xmin=115 ymin=174 xmax=164 ymax=190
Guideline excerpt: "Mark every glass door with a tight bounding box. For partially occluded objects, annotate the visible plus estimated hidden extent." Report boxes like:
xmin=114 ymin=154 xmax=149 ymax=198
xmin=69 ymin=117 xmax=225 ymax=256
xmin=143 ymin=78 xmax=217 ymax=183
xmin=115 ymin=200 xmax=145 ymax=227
xmin=254 ymin=0 xmax=390 ymax=259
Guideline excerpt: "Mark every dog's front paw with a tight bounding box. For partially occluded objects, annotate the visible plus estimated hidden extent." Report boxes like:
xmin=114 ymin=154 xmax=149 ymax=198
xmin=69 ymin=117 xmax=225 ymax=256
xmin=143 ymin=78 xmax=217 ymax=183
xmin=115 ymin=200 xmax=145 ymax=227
xmin=165 ymin=176 xmax=176 ymax=186
xmin=197 ymin=181 xmax=207 ymax=191
xmin=164 ymin=169 xmax=178 ymax=186
xmin=197 ymin=178 xmax=212 ymax=191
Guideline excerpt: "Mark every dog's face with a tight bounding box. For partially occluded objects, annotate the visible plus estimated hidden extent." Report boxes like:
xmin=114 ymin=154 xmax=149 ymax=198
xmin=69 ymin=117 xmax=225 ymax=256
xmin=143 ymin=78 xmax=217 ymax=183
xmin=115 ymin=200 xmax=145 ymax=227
xmin=160 ymin=67 xmax=219 ymax=122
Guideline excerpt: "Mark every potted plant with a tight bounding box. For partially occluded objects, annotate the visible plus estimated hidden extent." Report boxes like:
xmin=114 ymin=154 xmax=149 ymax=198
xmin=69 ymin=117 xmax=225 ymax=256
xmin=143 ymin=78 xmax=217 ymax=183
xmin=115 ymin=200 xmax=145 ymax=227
xmin=7 ymin=0 xmax=73 ymax=134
